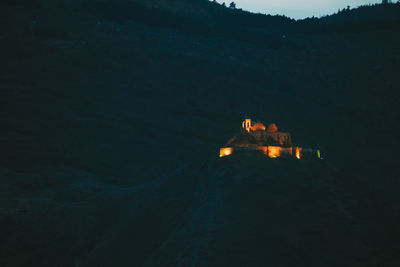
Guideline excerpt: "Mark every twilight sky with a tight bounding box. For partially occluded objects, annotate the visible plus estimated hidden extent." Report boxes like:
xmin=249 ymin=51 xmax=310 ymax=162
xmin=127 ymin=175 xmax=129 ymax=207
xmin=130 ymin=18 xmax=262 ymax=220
xmin=227 ymin=0 xmax=381 ymax=19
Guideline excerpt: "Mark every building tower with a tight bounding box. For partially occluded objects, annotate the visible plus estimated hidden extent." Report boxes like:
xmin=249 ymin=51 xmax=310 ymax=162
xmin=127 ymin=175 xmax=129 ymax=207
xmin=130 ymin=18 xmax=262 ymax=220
xmin=242 ymin=118 xmax=252 ymax=133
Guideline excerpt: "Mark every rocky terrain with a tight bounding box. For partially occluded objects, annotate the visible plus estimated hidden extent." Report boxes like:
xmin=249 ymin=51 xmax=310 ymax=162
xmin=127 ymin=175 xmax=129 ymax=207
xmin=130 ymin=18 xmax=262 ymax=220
xmin=1 ymin=1 xmax=400 ymax=266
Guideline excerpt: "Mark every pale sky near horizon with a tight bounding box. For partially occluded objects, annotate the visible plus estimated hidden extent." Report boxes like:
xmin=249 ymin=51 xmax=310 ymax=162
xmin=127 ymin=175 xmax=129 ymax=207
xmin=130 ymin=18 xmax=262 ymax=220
xmin=221 ymin=1 xmax=382 ymax=19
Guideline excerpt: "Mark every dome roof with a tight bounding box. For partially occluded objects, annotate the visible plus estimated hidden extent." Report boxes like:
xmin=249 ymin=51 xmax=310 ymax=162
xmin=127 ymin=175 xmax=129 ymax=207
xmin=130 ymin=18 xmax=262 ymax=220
xmin=251 ymin=122 xmax=266 ymax=131
xmin=267 ymin=123 xmax=278 ymax=133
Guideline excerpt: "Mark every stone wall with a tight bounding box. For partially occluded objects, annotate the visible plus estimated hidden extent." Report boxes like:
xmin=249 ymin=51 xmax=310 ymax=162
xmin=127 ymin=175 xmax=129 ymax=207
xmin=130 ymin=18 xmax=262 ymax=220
xmin=251 ymin=131 xmax=292 ymax=146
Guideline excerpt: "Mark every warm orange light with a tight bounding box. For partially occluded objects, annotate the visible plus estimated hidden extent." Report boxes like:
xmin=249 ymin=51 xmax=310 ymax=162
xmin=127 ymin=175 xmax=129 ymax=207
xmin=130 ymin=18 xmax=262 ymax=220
xmin=295 ymin=147 xmax=302 ymax=159
xmin=268 ymin=146 xmax=282 ymax=158
xmin=242 ymin=119 xmax=252 ymax=133
xmin=251 ymin=123 xmax=266 ymax=131
xmin=219 ymin=147 xmax=233 ymax=157
xmin=259 ymin=146 xmax=268 ymax=155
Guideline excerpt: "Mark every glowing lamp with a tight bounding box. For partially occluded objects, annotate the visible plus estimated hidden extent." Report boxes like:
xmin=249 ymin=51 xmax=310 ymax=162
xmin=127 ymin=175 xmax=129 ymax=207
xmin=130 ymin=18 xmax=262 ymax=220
xmin=220 ymin=147 xmax=233 ymax=157
xmin=295 ymin=147 xmax=302 ymax=160
xmin=268 ymin=146 xmax=282 ymax=158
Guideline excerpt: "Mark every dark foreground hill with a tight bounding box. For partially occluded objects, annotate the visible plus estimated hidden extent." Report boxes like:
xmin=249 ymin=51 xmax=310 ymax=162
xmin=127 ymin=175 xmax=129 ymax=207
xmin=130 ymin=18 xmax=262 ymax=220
xmin=0 ymin=1 xmax=400 ymax=266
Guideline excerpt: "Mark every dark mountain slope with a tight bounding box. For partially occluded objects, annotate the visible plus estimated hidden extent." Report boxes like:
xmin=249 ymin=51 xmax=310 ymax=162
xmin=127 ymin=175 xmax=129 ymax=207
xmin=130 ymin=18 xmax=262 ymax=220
xmin=0 ymin=2 xmax=400 ymax=266
xmin=0 ymin=0 xmax=297 ymax=49
xmin=82 ymin=156 xmax=372 ymax=266
xmin=320 ymin=3 xmax=400 ymax=23
xmin=299 ymin=3 xmax=400 ymax=33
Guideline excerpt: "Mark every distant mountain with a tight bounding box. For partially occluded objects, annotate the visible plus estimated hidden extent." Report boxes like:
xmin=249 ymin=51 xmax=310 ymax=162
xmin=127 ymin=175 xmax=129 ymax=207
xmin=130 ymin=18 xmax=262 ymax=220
xmin=299 ymin=3 xmax=400 ymax=32
xmin=0 ymin=0 xmax=296 ymax=48
xmin=2 ymin=0 xmax=399 ymax=41
xmin=319 ymin=3 xmax=400 ymax=23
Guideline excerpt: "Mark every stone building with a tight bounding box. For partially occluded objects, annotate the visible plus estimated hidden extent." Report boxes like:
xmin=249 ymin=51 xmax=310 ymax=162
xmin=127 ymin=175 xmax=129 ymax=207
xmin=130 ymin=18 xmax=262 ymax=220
xmin=229 ymin=118 xmax=292 ymax=147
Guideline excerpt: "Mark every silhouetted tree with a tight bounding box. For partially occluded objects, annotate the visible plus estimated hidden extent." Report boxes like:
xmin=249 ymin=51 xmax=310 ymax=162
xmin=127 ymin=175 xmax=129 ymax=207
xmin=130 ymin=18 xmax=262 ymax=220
xmin=222 ymin=2 xmax=226 ymax=7
xmin=229 ymin=2 xmax=236 ymax=9
xmin=382 ymin=0 xmax=389 ymax=4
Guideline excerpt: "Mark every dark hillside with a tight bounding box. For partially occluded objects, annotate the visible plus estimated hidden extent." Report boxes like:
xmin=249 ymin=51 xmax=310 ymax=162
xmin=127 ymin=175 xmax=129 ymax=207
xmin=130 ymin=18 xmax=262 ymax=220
xmin=0 ymin=0 xmax=297 ymax=48
xmin=0 ymin=1 xmax=400 ymax=266
xmin=320 ymin=3 xmax=400 ymax=23
xmin=300 ymin=3 xmax=400 ymax=33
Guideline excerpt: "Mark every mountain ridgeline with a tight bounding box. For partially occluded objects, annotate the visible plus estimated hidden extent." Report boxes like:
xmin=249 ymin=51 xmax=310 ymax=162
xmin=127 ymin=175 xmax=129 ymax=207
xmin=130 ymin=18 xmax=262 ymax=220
xmin=2 ymin=0 xmax=400 ymax=46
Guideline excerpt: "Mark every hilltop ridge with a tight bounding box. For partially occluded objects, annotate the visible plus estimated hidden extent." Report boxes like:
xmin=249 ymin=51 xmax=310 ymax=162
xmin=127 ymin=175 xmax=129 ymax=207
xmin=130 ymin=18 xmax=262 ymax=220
xmin=2 ymin=1 xmax=400 ymax=52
